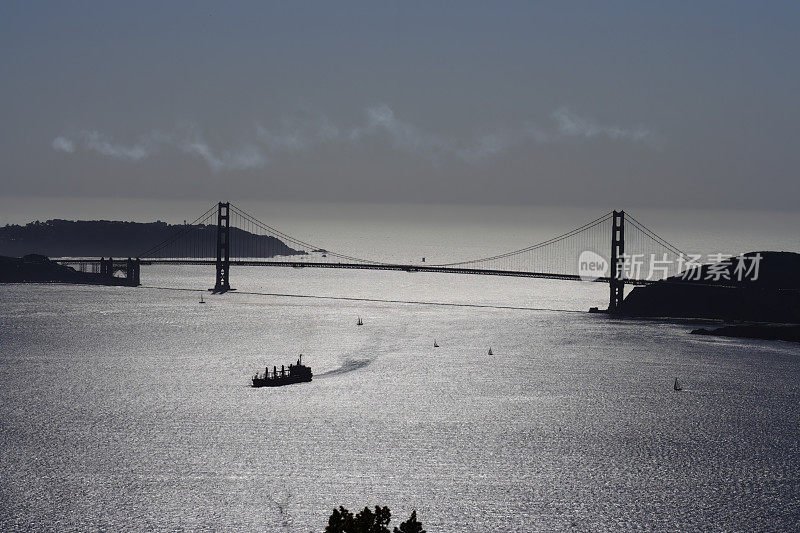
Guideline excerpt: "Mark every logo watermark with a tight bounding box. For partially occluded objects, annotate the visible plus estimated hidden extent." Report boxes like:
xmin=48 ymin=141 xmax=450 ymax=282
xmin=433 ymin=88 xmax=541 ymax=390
xmin=578 ymin=250 xmax=608 ymax=281
xmin=577 ymin=252 xmax=763 ymax=282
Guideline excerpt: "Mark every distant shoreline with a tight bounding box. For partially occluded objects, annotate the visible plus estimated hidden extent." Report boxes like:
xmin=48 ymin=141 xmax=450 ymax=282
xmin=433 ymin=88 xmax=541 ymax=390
xmin=0 ymin=219 xmax=303 ymax=258
xmin=0 ymin=254 xmax=135 ymax=286
xmin=691 ymin=324 xmax=800 ymax=343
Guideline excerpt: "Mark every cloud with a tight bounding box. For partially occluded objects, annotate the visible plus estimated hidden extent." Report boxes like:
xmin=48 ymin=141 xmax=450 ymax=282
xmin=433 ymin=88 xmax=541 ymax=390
xmin=52 ymin=136 xmax=75 ymax=153
xmin=553 ymin=107 xmax=652 ymax=142
xmin=255 ymin=113 xmax=341 ymax=153
xmin=80 ymin=131 xmax=152 ymax=160
xmin=52 ymin=105 xmax=657 ymax=170
xmin=178 ymin=139 xmax=267 ymax=171
xmin=355 ymin=104 xmax=452 ymax=159
xmin=457 ymin=131 xmax=514 ymax=162
xmin=52 ymin=129 xmax=267 ymax=171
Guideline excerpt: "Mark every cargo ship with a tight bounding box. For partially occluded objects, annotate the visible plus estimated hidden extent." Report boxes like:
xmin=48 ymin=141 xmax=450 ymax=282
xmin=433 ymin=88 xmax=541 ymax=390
xmin=252 ymin=354 xmax=312 ymax=387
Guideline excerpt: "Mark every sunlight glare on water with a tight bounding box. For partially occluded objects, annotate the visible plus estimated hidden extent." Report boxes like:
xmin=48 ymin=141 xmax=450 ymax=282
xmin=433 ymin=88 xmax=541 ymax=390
xmin=2 ymin=263 xmax=799 ymax=531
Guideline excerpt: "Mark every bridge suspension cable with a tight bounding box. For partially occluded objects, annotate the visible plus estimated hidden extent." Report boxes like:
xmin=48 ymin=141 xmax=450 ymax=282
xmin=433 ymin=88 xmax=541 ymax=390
xmin=626 ymin=214 xmax=685 ymax=257
xmin=133 ymin=201 xmax=689 ymax=285
xmin=227 ymin=204 xmax=386 ymax=265
xmin=430 ymin=211 xmax=614 ymax=268
xmin=138 ymin=205 xmax=218 ymax=258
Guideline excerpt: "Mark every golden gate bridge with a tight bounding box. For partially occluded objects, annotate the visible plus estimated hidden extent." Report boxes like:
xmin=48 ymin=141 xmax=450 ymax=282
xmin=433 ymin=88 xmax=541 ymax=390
xmin=56 ymin=202 xmax=686 ymax=311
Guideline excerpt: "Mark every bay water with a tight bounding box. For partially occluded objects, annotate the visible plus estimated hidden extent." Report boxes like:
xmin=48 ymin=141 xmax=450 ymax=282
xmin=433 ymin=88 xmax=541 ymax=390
xmin=1 ymin=204 xmax=799 ymax=531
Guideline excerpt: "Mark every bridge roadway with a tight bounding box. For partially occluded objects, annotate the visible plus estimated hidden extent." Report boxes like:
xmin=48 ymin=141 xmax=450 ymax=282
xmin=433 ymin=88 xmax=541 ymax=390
xmin=55 ymin=258 xmax=653 ymax=286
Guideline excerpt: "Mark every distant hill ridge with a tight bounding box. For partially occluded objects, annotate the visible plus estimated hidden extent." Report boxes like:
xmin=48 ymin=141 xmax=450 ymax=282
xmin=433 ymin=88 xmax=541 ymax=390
xmin=0 ymin=219 xmax=305 ymax=259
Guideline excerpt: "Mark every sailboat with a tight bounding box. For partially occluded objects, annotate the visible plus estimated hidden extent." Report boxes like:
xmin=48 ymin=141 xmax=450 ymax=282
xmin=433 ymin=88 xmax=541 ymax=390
xmin=488 ymin=347 xmax=493 ymax=355
xmin=199 ymin=294 xmax=206 ymax=304
xmin=674 ymin=377 xmax=682 ymax=391
xmin=433 ymin=340 xmax=439 ymax=348
xmin=357 ymin=316 xmax=363 ymax=326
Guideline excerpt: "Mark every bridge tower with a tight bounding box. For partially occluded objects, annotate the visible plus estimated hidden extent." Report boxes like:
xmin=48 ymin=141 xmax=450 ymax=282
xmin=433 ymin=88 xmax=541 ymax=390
xmin=609 ymin=210 xmax=625 ymax=312
xmin=214 ymin=202 xmax=231 ymax=292
xmin=126 ymin=258 xmax=141 ymax=286
xmin=100 ymin=257 xmax=114 ymax=278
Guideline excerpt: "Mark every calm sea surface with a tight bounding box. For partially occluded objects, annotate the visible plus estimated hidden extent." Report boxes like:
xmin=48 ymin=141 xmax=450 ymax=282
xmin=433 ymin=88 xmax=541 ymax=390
xmin=2 ymin=206 xmax=800 ymax=531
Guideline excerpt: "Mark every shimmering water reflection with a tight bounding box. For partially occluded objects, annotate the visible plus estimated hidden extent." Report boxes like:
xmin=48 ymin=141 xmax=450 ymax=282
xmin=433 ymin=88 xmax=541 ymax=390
xmin=1 ymin=268 xmax=799 ymax=531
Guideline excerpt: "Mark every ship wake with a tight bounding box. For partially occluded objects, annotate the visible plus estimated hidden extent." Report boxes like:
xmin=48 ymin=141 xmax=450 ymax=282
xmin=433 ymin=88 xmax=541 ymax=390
xmin=316 ymin=358 xmax=372 ymax=378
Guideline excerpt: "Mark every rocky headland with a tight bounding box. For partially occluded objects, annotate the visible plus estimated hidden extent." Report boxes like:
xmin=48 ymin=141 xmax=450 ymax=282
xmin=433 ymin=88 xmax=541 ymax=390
xmin=617 ymin=251 xmax=800 ymax=324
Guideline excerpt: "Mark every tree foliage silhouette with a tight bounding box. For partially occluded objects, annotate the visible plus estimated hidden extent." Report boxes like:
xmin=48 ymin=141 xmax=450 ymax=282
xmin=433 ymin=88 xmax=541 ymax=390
xmin=324 ymin=506 xmax=424 ymax=533
xmin=393 ymin=510 xmax=425 ymax=533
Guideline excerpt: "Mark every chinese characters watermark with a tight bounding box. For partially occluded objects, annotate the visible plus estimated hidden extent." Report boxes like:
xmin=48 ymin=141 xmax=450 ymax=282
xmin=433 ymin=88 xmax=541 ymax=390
xmin=578 ymin=252 xmax=762 ymax=282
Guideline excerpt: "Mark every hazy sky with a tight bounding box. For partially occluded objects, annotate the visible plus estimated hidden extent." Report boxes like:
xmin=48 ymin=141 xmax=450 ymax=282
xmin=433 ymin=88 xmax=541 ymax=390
xmin=2 ymin=1 xmax=799 ymax=210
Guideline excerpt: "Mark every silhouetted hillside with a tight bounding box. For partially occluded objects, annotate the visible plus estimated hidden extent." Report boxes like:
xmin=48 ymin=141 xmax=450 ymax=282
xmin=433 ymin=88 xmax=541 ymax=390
xmin=664 ymin=251 xmax=800 ymax=289
xmin=619 ymin=251 xmax=800 ymax=323
xmin=0 ymin=219 xmax=305 ymax=258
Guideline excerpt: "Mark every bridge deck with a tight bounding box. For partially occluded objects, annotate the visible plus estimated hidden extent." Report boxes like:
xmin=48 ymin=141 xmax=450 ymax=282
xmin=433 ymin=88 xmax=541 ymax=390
xmin=55 ymin=258 xmax=653 ymax=285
